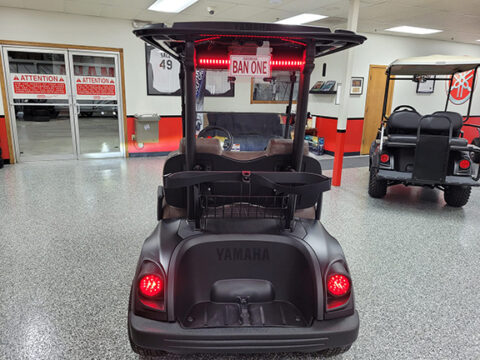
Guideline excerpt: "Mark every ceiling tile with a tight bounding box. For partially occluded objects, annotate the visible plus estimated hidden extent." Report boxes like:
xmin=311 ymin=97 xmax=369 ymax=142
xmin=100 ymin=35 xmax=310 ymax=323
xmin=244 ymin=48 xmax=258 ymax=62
xmin=64 ymin=1 xmax=102 ymax=17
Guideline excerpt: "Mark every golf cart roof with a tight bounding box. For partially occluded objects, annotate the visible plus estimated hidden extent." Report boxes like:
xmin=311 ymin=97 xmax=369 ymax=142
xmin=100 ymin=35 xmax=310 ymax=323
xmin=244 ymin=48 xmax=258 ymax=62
xmin=134 ymin=22 xmax=366 ymax=59
xmin=388 ymin=55 xmax=480 ymax=75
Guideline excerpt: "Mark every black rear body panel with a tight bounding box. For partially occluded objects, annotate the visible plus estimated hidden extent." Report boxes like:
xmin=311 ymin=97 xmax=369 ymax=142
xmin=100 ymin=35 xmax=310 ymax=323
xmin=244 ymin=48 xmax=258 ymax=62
xmin=129 ymin=218 xmax=358 ymax=354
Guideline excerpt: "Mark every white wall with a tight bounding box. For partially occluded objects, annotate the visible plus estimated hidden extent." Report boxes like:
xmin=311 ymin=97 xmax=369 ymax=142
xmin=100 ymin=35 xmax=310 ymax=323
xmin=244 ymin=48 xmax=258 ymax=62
xmin=1 ymin=7 xmax=480 ymax=119
xmin=309 ymin=32 xmax=480 ymax=118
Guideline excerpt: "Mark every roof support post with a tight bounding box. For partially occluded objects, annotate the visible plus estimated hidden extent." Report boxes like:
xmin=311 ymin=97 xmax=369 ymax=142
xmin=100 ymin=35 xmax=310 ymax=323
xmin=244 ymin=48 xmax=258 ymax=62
xmin=184 ymin=40 xmax=197 ymax=220
xmin=332 ymin=0 xmax=360 ymax=187
xmin=292 ymin=42 xmax=315 ymax=171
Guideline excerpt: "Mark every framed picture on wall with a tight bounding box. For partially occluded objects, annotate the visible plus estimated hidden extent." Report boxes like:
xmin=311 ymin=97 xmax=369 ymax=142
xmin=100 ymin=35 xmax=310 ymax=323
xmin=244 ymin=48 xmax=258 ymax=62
xmin=416 ymin=75 xmax=435 ymax=94
xmin=350 ymin=77 xmax=364 ymax=95
xmin=251 ymin=71 xmax=299 ymax=104
xmin=309 ymin=81 xmax=325 ymax=93
xmin=145 ymin=44 xmax=234 ymax=97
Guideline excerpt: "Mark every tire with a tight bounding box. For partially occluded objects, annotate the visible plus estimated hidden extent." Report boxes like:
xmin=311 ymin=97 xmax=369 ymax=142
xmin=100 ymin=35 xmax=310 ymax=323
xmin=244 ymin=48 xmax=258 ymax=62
xmin=316 ymin=345 xmax=352 ymax=357
xmin=368 ymin=168 xmax=387 ymax=198
xmin=471 ymin=138 xmax=480 ymax=163
xmin=128 ymin=288 xmax=167 ymax=357
xmin=444 ymin=185 xmax=471 ymax=207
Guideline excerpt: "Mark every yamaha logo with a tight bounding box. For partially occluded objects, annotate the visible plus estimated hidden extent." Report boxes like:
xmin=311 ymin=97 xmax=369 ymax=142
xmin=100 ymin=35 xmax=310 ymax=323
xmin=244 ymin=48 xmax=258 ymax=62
xmin=216 ymin=247 xmax=270 ymax=261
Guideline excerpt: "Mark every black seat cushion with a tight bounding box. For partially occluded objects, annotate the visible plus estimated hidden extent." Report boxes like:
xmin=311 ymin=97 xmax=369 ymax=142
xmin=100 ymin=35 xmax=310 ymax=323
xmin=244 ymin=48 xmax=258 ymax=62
xmin=430 ymin=111 xmax=463 ymax=137
xmin=387 ymin=110 xmax=463 ymax=137
xmin=386 ymin=110 xmax=421 ymax=135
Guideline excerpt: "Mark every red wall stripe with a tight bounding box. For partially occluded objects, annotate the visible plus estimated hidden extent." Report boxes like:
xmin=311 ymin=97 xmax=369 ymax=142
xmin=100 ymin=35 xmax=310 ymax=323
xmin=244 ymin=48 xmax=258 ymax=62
xmin=0 ymin=116 xmax=10 ymax=160
xmin=127 ymin=116 xmax=183 ymax=154
xmin=315 ymin=116 xmax=364 ymax=154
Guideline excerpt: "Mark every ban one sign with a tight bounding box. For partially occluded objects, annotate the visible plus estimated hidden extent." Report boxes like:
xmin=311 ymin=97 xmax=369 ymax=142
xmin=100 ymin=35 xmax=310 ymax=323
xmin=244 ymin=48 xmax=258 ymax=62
xmin=229 ymin=55 xmax=271 ymax=77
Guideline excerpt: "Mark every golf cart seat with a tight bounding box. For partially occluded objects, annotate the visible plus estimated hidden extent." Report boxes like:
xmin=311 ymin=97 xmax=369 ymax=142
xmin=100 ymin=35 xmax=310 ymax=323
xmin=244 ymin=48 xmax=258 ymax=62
xmin=386 ymin=109 xmax=422 ymax=135
xmin=162 ymin=138 xmax=317 ymax=220
xmin=387 ymin=110 xmax=466 ymax=145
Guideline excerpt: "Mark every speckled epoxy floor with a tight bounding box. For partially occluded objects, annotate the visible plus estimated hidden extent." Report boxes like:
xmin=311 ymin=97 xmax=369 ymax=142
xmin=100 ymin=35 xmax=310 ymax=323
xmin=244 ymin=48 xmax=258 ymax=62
xmin=0 ymin=158 xmax=479 ymax=360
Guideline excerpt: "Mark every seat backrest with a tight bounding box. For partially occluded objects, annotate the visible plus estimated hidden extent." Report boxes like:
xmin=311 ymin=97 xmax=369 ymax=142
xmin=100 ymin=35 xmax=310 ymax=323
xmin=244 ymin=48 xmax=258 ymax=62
xmin=386 ymin=110 xmax=422 ymax=135
xmin=163 ymin=138 xmax=320 ymax=210
xmin=430 ymin=111 xmax=463 ymax=137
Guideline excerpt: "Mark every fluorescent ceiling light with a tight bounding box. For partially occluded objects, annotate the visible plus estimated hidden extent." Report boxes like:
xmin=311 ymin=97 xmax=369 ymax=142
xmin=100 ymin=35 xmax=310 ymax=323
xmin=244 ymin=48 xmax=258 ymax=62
xmin=385 ymin=26 xmax=442 ymax=35
xmin=148 ymin=0 xmax=198 ymax=13
xmin=276 ymin=13 xmax=328 ymax=25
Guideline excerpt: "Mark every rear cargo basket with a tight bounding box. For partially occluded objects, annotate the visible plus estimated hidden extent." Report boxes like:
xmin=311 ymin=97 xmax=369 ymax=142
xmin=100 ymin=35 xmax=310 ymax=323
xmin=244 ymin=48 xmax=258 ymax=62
xmin=201 ymin=195 xmax=289 ymax=218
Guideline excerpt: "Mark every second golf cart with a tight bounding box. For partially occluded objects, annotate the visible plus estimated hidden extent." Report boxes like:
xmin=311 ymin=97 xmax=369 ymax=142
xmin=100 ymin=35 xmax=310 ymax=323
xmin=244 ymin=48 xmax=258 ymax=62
xmin=369 ymin=55 xmax=480 ymax=207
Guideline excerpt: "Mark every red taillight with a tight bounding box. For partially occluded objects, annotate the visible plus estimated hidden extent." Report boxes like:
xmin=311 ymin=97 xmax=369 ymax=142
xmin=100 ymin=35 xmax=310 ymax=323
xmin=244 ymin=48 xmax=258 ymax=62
xmin=139 ymin=274 xmax=163 ymax=297
xmin=327 ymin=274 xmax=350 ymax=297
xmin=380 ymin=154 xmax=390 ymax=163
xmin=459 ymin=159 xmax=471 ymax=170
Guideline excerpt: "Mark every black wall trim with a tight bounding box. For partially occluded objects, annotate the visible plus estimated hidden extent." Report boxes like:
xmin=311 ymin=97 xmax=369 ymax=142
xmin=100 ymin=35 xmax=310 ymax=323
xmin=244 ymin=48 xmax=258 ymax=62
xmin=129 ymin=151 xmax=172 ymax=157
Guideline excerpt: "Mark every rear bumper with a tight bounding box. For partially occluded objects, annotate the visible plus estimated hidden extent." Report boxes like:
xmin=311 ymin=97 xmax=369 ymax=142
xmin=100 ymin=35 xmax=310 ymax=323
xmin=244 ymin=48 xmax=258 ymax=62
xmin=377 ymin=169 xmax=480 ymax=186
xmin=129 ymin=310 xmax=359 ymax=354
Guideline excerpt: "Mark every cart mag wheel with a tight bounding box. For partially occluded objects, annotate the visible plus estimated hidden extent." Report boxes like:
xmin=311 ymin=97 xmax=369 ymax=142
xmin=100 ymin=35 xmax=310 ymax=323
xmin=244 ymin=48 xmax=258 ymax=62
xmin=471 ymin=138 xmax=480 ymax=163
xmin=444 ymin=185 xmax=471 ymax=207
xmin=368 ymin=168 xmax=387 ymax=198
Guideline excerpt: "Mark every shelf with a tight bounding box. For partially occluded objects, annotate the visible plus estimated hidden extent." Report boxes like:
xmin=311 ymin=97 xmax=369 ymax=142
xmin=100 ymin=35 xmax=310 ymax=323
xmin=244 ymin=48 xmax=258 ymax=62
xmin=309 ymin=90 xmax=337 ymax=94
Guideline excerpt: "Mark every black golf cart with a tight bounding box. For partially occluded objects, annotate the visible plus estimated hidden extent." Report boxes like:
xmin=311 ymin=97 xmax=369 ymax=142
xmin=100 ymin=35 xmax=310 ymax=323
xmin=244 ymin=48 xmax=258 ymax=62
xmin=128 ymin=22 xmax=366 ymax=356
xmin=369 ymin=55 xmax=480 ymax=207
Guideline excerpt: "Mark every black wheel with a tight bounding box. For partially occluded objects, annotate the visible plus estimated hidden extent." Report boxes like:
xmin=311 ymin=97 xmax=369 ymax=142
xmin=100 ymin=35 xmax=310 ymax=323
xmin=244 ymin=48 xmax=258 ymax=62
xmin=444 ymin=185 xmax=471 ymax=207
xmin=471 ymin=138 xmax=480 ymax=163
xmin=0 ymin=148 xmax=3 ymax=169
xmin=368 ymin=168 xmax=387 ymax=198
xmin=128 ymin=288 xmax=167 ymax=357
xmin=316 ymin=345 xmax=352 ymax=357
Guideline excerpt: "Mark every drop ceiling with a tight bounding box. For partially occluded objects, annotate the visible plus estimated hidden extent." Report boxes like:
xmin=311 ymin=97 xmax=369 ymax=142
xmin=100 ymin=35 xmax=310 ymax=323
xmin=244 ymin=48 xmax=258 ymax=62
xmin=0 ymin=0 xmax=479 ymax=45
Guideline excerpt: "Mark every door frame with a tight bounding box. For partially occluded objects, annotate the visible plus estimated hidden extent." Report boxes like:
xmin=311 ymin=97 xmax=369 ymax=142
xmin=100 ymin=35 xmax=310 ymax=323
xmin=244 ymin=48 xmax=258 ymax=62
xmin=360 ymin=65 xmax=395 ymax=155
xmin=0 ymin=40 xmax=128 ymax=163
xmin=67 ymin=49 xmax=125 ymax=159
xmin=1 ymin=45 xmax=77 ymax=161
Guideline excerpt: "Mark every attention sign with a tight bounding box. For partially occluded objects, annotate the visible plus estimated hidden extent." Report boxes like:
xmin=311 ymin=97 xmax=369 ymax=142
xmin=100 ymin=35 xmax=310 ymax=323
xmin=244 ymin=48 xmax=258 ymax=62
xmin=229 ymin=55 xmax=271 ymax=77
xmin=11 ymin=73 xmax=68 ymax=99
xmin=75 ymin=76 xmax=116 ymax=100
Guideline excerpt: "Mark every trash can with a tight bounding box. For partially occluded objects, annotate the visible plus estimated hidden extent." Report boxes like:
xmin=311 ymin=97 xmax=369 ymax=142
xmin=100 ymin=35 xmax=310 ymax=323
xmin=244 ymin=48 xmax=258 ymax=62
xmin=134 ymin=113 xmax=160 ymax=144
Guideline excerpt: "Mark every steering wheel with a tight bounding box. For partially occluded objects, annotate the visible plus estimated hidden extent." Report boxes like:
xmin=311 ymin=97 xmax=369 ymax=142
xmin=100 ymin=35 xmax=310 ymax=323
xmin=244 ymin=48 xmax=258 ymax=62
xmin=393 ymin=105 xmax=418 ymax=113
xmin=198 ymin=125 xmax=234 ymax=151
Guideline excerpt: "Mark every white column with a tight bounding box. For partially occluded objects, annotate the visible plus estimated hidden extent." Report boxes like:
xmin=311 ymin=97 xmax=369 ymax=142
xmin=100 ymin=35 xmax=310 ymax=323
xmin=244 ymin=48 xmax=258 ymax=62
xmin=337 ymin=0 xmax=360 ymax=131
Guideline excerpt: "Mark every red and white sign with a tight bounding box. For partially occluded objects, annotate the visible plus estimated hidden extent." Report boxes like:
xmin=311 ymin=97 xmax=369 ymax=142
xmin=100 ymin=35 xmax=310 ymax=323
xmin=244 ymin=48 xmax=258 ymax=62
xmin=11 ymin=73 xmax=68 ymax=99
xmin=75 ymin=76 xmax=117 ymax=101
xmin=229 ymin=55 xmax=271 ymax=78
xmin=445 ymin=70 xmax=476 ymax=105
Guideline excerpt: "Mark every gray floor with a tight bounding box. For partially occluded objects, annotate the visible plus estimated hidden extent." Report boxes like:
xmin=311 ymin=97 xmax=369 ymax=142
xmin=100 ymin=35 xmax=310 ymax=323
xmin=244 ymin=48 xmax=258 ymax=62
xmin=16 ymin=117 xmax=120 ymax=157
xmin=0 ymin=158 xmax=479 ymax=360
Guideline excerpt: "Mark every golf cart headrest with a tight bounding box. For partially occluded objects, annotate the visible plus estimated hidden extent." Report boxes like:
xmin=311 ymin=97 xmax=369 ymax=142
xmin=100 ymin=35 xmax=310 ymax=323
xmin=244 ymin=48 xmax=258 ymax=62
xmin=423 ymin=111 xmax=463 ymax=135
xmin=387 ymin=110 xmax=463 ymax=136
xmin=179 ymin=138 xmax=223 ymax=155
xmin=266 ymin=138 xmax=309 ymax=156
xmin=387 ymin=110 xmax=422 ymax=133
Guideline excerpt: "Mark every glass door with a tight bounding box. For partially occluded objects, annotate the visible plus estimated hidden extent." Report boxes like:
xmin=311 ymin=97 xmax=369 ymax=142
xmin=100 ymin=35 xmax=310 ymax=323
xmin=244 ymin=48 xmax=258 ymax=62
xmin=68 ymin=51 xmax=124 ymax=158
xmin=3 ymin=47 xmax=76 ymax=161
